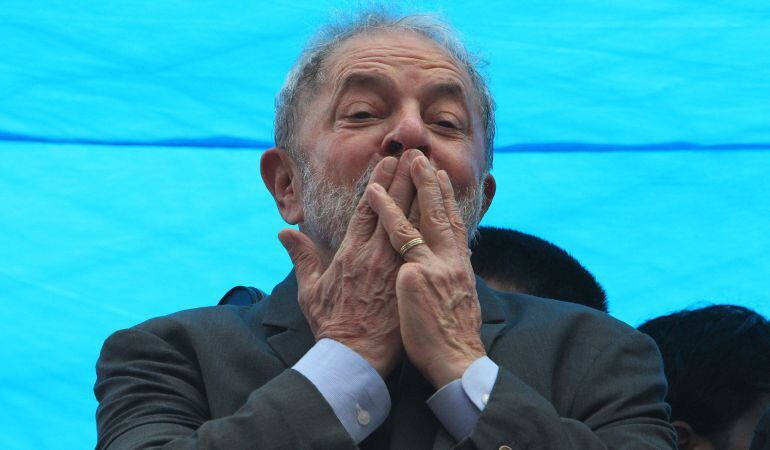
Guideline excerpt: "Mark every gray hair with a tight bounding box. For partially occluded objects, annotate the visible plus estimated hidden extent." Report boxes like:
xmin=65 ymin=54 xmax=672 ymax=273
xmin=273 ymin=7 xmax=495 ymax=170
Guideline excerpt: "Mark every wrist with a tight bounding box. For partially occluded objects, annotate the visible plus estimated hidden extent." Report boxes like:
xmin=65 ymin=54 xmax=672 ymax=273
xmin=425 ymin=354 xmax=482 ymax=389
xmin=333 ymin=338 xmax=403 ymax=378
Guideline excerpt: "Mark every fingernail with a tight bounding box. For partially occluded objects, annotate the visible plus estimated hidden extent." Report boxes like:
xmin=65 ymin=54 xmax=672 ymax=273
xmin=438 ymin=170 xmax=450 ymax=184
xmin=381 ymin=157 xmax=397 ymax=174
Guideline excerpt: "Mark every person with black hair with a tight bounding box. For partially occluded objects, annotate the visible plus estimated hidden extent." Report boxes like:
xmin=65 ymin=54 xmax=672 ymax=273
xmin=638 ymin=305 xmax=770 ymax=450
xmin=470 ymin=226 xmax=608 ymax=312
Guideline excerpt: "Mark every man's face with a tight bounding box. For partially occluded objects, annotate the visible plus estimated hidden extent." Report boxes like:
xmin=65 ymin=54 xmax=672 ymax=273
xmin=293 ymin=30 xmax=492 ymax=249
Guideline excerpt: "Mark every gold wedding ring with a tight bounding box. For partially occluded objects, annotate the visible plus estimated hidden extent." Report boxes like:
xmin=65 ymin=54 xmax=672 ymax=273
xmin=399 ymin=237 xmax=426 ymax=258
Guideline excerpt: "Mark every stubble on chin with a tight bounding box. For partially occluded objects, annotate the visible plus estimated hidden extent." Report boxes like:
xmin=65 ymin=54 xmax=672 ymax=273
xmin=299 ymin=163 xmax=375 ymax=252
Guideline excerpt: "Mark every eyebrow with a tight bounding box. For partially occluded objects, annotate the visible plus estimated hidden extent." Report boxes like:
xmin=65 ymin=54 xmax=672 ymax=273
xmin=334 ymin=72 xmax=396 ymax=97
xmin=337 ymin=75 xmax=468 ymax=104
xmin=329 ymin=72 xmax=471 ymax=116
xmin=422 ymin=81 xmax=467 ymax=104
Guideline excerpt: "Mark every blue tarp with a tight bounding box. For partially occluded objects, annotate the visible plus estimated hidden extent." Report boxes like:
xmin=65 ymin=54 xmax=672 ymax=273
xmin=1 ymin=2 xmax=769 ymax=448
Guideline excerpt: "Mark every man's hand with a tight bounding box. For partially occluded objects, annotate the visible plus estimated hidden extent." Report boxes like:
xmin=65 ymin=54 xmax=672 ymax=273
xmin=367 ymin=155 xmax=486 ymax=389
xmin=278 ymin=151 xmax=420 ymax=377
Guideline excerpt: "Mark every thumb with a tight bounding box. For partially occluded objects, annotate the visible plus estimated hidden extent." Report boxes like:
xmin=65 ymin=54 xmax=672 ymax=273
xmin=278 ymin=228 xmax=322 ymax=287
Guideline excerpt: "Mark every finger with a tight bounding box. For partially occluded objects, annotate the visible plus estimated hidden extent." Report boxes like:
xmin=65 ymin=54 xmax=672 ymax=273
xmin=387 ymin=149 xmax=420 ymax=214
xmin=278 ymin=228 xmax=322 ymax=289
xmin=343 ymin=156 xmax=398 ymax=244
xmin=367 ymin=183 xmax=433 ymax=262
xmin=371 ymin=156 xmax=399 ymax=191
xmin=411 ymin=156 xmax=455 ymax=253
xmin=436 ymin=170 xmax=470 ymax=250
xmin=407 ymin=199 xmax=421 ymax=230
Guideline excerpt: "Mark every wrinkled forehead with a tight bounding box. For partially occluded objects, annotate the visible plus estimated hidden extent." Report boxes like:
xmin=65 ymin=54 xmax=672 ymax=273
xmin=318 ymin=29 xmax=473 ymax=93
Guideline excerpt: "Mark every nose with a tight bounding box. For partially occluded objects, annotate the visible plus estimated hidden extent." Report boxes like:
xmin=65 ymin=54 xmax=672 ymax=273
xmin=381 ymin=114 xmax=430 ymax=158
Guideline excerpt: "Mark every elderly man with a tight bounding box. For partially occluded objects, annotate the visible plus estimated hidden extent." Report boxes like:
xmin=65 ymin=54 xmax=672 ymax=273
xmin=95 ymin=10 xmax=675 ymax=449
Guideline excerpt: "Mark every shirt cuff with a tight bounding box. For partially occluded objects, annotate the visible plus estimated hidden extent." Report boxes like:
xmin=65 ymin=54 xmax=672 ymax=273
xmin=293 ymin=338 xmax=390 ymax=444
xmin=426 ymin=356 xmax=499 ymax=441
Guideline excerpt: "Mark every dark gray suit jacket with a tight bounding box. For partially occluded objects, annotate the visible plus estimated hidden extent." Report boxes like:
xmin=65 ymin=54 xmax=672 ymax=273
xmin=95 ymin=273 xmax=676 ymax=449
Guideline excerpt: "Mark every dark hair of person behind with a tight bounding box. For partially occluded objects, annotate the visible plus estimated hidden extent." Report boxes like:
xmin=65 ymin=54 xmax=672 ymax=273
xmin=638 ymin=305 xmax=770 ymax=443
xmin=469 ymin=226 xmax=607 ymax=312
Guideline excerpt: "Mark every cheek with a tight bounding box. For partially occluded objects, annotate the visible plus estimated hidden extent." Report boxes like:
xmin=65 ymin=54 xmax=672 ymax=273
xmin=433 ymin=151 xmax=484 ymax=190
xmin=316 ymin=131 xmax=384 ymax=184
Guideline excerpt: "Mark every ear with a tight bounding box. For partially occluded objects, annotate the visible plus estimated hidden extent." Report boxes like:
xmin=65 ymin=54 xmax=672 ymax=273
xmin=673 ymin=420 xmax=715 ymax=450
xmin=479 ymin=173 xmax=496 ymax=219
xmin=260 ymin=147 xmax=304 ymax=225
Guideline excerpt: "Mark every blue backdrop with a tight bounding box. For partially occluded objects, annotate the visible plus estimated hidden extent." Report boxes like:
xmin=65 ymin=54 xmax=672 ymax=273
xmin=1 ymin=1 xmax=768 ymax=448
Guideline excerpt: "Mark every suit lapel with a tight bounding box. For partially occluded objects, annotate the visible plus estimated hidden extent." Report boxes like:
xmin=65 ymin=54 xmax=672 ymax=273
xmin=261 ymin=271 xmax=316 ymax=367
xmin=477 ymin=276 xmax=509 ymax=354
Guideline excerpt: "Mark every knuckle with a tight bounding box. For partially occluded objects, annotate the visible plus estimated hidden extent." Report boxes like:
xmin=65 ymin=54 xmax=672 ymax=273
xmin=399 ymin=264 xmax=424 ymax=284
xmin=354 ymin=199 xmax=373 ymax=216
xmin=449 ymin=213 xmax=466 ymax=230
xmin=292 ymin=250 xmax=314 ymax=267
xmin=425 ymin=213 xmax=445 ymax=228
xmin=449 ymin=266 xmax=467 ymax=282
xmin=372 ymin=248 xmax=398 ymax=266
xmin=395 ymin=222 xmax=415 ymax=241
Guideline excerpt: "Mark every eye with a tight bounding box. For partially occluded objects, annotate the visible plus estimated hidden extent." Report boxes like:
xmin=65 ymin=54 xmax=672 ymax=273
xmin=349 ymin=111 xmax=374 ymax=120
xmin=436 ymin=120 xmax=458 ymax=129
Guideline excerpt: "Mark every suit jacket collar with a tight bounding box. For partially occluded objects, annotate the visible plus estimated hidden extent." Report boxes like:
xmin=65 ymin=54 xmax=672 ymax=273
xmin=475 ymin=276 xmax=509 ymax=351
xmin=262 ymin=269 xmax=304 ymax=330
xmin=261 ymin=270 xmax=315 ymax=367
xmin=261 ymin=271 xmax=509 ymax=366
